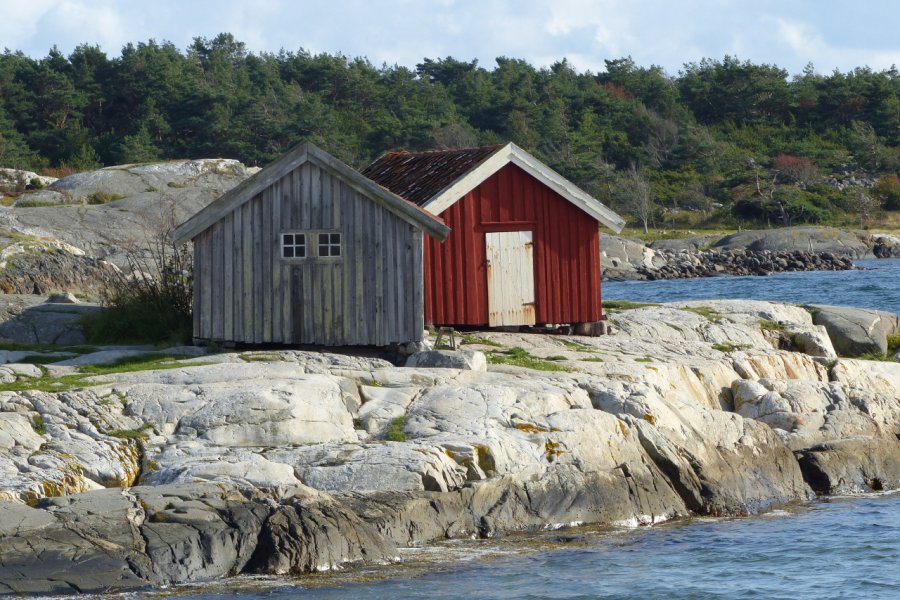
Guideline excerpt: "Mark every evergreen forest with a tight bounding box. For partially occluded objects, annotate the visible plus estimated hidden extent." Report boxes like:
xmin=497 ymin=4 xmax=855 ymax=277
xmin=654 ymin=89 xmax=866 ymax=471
xmin=2 ymin=33 xmax=899 ymax=231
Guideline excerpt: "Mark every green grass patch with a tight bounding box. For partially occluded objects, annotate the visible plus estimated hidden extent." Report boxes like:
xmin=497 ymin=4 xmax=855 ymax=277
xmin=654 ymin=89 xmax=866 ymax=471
xmin=559 ymin=339 xmax=596 ymax=352
xmin=107 ymin=423 xmax=153 ymax=439
xmin=239 ymin=352 xmax=282 ymax=362
xmin=0 ymin=354 xmax=202 ymax=393
xmin=31 ymin=414 xmax=46 ymax=435
xmin=603 ymin=300 xmax=661 ymax=313
xmin=579 ymin=357 xmax=605 ymax=362
xmin=888 ymin=333 xmax=900 ymax=354
xmin=712 ymin=342 xmax=752 ymax=353
xmin=15 ymin=353 xmax=78 ymax=365
xmin=460 ymin=334 xmax=503 ymax=347
xmin=679 ymin=306 xmax=724 ymax=322
xmin=385 ymin=416 xmax=407 ymax=442
xmin=486 ymin=347 xmax=572 ymax=372
xmin=78 ymin=353 xmax=200 ymax=376
xmin=759 ymin=319 xmax=786 ymax=332
xmin=14 ymin=199 xmax=68 ymax=208
xmin=545 ymin=355 xmax=568 ymax=361
xmin=634 ymin=356 xmax=654 ymax=363
xmin=86 ymin=191 xmax=125 ymax=205
xmin=857 ymin=352 xmax=898 ymax=362
xmin=0 ymin=372 xmax=108 ymax=393
xmin=166 ymin=181 xmax=187 ymax=188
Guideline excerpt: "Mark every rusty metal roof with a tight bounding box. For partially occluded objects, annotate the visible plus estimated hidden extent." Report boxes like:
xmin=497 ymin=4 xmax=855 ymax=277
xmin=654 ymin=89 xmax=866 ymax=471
xmin=363 ymin=145 xmax=504 ymax=206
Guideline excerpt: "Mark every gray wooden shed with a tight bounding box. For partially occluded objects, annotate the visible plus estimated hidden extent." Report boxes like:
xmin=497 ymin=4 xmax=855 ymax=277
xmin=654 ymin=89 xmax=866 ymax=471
xmin=172 ymin=142 xmax=450 ymax=346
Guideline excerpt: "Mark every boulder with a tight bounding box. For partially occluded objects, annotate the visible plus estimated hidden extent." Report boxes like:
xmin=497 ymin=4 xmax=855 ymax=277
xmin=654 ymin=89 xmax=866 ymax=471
xmin=600 ymin=234 xmax=665 ymax=279
xmin=246 ymin=493 xmax=398 ymax=574
xmin=0 ymin=483 xmax=394 ymax=594
xmin=45 ymin=292 xmax=78 ymax=304
xmin=405 ymin=350 xmax=487 ymax=371
xmin=796 ymin=438 xmax=900 ymax=495
xmin=808 ymin=304 xmax=900 ymax=356
xmin=0 ymin=301 xmax=101 ymax=345
xmin=713 ymin=227 xmax=870 ymax=258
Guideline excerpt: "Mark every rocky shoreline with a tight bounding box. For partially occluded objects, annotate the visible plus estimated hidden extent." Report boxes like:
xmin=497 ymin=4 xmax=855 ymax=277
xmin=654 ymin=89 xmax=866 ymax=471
xmin=601 ymin=227 xmax=900 ymax=281
xmin=636 ymin=248 xmax=854 ymax=280
xmin=1 ymin=299 xmax=898 ymax=594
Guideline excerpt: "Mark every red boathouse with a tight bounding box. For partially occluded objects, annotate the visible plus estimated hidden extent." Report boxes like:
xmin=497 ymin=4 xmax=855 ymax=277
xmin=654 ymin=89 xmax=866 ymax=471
xmin=363 ymin=143 xmax=625 ymax=329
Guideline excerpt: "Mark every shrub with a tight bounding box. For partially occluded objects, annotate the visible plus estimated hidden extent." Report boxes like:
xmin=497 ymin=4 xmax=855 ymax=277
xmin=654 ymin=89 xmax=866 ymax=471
xmin=82 ymin=208 xmax=192 ymax=345
xmin=386 ymin=416 xmax=407 ymax=442
xmin=874 ymin=175 xmax=900 ymax=211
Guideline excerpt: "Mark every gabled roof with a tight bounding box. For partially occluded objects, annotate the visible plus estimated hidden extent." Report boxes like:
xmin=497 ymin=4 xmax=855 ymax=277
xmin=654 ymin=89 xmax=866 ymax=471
xmin=363 ymin=142 xmax=626 ymax=233
xmin=172 ymin=142 xmax=451 ymax=246
xmin=361 ymin=145 xmax=503 ymax=206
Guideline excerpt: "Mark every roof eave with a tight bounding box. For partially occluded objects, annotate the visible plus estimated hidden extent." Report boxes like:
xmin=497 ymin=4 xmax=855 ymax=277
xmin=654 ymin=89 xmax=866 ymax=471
xmin=172 ymin=142 xmax=310 ymax=245
xmin=172 ymin=142 xmax=450 ymax=245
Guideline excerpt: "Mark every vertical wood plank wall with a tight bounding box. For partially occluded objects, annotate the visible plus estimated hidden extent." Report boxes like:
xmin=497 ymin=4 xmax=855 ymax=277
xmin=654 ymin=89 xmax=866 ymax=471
xmin=193 ymin=161 xmax=424 ymax=346
xmin=423 ymin=163 xmax=602 ymax=327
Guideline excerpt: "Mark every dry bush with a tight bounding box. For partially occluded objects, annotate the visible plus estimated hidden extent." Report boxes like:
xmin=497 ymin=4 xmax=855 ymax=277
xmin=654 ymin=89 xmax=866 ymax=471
xmin=83 ymin=201 xmax=193 ymax=344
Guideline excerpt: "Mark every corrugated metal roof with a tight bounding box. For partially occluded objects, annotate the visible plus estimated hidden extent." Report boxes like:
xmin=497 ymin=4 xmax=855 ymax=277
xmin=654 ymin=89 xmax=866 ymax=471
xmin=363 ymin=145 xmax=504 ymax=206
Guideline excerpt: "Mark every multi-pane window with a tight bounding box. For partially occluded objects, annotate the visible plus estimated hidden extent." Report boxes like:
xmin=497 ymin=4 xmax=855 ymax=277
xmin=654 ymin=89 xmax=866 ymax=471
xmin=317 ymin=232 xmax=342 ymax=257
xmin=281 ymin=233 xmax=306 ymax=258
xmin=280 ymin=231 xmax=341 ymax=259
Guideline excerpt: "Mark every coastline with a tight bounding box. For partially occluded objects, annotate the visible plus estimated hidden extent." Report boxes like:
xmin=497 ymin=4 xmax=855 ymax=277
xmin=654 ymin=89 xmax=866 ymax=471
xmin=601 ymin=227 xmax=900 ymax=281
xmin=1 ymin=298 xmax=898 ymax=594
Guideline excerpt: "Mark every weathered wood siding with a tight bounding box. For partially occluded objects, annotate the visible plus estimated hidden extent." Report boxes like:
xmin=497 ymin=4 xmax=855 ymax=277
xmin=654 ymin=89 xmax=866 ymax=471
xmin=193 ymin=161 xmax=424 ymax=346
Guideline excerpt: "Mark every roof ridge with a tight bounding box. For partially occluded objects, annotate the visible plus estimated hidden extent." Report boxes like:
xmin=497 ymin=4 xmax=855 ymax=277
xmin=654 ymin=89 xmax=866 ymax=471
xmin=385 ymin=144 xmax=504 ymax=158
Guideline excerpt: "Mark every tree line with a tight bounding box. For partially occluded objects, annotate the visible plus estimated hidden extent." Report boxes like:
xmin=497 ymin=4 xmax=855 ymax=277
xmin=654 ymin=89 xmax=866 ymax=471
xmin=1 ymin=33 xmax=899 ymax=228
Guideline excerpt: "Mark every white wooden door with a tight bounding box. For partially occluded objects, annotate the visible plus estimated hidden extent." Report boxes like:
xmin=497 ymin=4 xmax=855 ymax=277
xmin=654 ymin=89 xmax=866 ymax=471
xmin=485 ymin=231 xmax=536 ymax=326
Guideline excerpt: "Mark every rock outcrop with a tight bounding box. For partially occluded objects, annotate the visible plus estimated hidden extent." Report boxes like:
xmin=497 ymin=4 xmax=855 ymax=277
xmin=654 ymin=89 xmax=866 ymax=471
xmin=0 ymin=300 xmax=898 ymax=592
xmin=808 ymin=304 xmax=900 ymax=357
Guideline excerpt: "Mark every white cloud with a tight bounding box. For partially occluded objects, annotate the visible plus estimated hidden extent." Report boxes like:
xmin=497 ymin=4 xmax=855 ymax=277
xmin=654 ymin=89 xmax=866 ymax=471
xmin=3 ymin=0 xmax=899 ymax=76
xmin=46 ymin=1 xmax=131 ymax=49
xmin=0 ymin=0 xmax=56 ymax=52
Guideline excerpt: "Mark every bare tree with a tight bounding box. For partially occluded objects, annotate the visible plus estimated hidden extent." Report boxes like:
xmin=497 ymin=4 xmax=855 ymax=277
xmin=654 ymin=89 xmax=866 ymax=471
xmin=644 ymin=110 xmax=679 ymax=168
xmin=853 ymin=189 xmax=880 ymax=226
xmin=614 ymin=168 xmax=655 ymax=234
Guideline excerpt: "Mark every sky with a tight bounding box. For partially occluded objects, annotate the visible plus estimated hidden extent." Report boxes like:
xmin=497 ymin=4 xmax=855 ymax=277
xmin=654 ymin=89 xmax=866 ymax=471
xmin=2 ymin=0 xmax=899 ymax=77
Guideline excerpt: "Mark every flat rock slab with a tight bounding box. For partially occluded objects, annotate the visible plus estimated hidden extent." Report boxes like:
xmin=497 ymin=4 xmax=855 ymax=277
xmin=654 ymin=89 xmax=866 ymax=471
xmin=0 ymin=301 xmax=101 ymax=345
xmin=808 ymin=304 xmax=900 ymax=356
xmin=714 ymin=227 xmax=870 ymax=258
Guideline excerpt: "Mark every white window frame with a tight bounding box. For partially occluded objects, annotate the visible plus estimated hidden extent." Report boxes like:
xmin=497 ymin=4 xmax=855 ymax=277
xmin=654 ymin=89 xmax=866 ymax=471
xmin=279 ymin=230 xmax=342 ymax=260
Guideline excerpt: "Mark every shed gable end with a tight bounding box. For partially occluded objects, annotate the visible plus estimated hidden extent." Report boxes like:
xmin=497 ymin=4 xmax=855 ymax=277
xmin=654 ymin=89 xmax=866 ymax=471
xmin=193 ymin=159 xmax=425 ymax=346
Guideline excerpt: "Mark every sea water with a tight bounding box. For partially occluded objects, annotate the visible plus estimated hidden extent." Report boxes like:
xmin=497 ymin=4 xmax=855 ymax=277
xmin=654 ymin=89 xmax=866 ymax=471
xmin=147 ymin=261 xmax=900 ymax=599
xmin=602 ymin=258 xmax=900 ymax=314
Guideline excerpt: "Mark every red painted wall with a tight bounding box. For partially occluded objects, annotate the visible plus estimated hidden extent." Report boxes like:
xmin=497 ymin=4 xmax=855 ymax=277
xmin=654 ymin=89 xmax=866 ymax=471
xmin=424 ymin=163 xmax=603 ymax=326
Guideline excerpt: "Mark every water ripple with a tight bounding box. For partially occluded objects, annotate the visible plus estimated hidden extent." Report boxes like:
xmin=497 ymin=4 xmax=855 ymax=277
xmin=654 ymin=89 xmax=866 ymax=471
xmin=603 ymin=259 xmax=900 ymax=314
